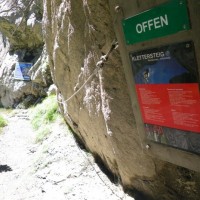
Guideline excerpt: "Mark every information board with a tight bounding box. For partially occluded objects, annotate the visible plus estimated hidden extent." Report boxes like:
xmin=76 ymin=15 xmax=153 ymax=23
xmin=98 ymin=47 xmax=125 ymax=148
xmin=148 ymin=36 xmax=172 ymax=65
xmin=123 ymin=0 xmax=190 ymax=44
xmin=14 ymin=62 xmax=32 ymax=81
xmin=130 ymin=41 xmax=200 ymax=154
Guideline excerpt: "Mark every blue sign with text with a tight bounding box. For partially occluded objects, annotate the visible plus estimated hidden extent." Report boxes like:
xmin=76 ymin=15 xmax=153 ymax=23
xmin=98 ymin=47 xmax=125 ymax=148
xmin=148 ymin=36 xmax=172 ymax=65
xmin=14 ymin=62 xmax=32 ymax=81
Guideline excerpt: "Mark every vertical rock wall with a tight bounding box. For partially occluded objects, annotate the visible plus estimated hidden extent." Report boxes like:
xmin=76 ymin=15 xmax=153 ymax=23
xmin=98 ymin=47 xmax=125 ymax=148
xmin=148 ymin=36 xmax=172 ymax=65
xmin=0 ymin=0 xmax=51 ymax=108
xmin=43 ymin=0 xmax=200 ymax=199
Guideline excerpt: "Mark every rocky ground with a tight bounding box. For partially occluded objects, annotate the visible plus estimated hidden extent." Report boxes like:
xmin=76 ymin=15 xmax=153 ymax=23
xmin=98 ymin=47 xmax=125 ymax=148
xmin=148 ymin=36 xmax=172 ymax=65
xmin=0 ymin=109 xmax=134 ymax=200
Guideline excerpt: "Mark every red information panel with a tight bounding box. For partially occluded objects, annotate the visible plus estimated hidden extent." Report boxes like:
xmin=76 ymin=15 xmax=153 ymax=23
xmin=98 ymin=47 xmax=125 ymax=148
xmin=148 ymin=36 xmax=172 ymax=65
xmin=136 ymin=84 xmax=200 ymax=133
xmin=130 ymin=41 xmax=200 ymax=154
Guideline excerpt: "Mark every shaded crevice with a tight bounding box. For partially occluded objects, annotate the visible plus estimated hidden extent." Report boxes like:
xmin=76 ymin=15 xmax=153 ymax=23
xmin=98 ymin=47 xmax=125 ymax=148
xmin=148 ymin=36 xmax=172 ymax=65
xmin=94 ymin=153 xmax=118 ymax=184
xmin=124 ymin=187 xmax=153 ymax=200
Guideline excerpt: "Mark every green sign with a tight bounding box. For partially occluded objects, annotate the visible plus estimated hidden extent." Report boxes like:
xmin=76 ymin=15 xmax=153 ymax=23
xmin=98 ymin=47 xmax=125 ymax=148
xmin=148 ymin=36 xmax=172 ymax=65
xmin=122 ymin=0 xmax=190 ymax=45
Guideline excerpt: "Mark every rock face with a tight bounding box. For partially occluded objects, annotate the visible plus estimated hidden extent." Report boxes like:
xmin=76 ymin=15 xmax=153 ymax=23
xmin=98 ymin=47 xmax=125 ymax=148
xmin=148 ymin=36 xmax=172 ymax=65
xmin=43 ymin=0 xmax=200 ymax=199
xmin=0 ymin=0 xmax=51 ymax=108
xmin=0 ymin=0 xmax=43 ymax=50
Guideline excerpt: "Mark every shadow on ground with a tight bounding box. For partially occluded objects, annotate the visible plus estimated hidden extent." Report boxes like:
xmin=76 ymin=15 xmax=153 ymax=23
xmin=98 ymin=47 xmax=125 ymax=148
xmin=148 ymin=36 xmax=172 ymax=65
xmin=0 ymin=165 xmax=12 ymax=173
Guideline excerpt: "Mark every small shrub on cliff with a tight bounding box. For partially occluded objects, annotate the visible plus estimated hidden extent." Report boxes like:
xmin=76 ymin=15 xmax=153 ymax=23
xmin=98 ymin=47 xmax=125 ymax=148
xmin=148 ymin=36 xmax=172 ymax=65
xmin=30 ymin=95 xmax=60 ymax=143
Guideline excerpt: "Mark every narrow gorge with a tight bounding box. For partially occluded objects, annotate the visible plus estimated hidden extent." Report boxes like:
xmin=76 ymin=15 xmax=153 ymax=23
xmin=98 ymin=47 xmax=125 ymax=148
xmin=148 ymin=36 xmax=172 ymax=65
xmin=1 ymin=1 xmax=200 ymax=200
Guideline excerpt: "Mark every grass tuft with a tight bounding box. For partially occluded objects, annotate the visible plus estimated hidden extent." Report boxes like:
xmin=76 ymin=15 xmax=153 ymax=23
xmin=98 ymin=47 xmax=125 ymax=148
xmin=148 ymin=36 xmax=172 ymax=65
xmin=35 ymin=127 xmax=51 ymax=143
xmin=0 ymin=115 xmax=7 ymax=128
xmin=30 ymin=95 xmax=60 ymax=143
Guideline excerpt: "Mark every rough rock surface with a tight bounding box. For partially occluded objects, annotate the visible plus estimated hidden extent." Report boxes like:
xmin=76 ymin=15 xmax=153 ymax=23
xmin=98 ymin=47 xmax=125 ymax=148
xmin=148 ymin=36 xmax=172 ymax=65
xmin=43 ymin=0 xmax=200 ymax=199
xmin=0 ymin=0 xmax=43 ymax=49
xmin=0 ymin=0 xmax=51 ymax=108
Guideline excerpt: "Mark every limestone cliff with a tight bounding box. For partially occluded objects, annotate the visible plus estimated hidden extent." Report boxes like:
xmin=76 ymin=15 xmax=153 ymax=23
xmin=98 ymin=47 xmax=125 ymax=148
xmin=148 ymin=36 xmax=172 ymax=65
xmin=0 ymin=0 xmax=51 ymax=108
xmin=43 ymin=0 xmax=200 ymax=199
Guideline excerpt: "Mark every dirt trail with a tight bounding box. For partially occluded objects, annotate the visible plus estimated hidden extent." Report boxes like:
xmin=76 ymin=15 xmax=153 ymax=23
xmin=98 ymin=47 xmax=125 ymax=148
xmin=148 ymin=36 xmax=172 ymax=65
xmin=0 ymin=109 xmax=134 ymax=200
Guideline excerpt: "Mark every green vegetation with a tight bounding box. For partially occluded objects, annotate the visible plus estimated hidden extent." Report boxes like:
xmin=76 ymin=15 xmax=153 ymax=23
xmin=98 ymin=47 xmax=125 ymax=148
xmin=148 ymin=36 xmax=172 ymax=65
xmin=35 ymin=127 xmax=51 ymax=143
xmin=0 ymin=114 xmax=7 ymax=134
xmin=0 ymin=115 xmax=7 ymax=128
xmin=30 ymin=95 xmax=61 ymax=143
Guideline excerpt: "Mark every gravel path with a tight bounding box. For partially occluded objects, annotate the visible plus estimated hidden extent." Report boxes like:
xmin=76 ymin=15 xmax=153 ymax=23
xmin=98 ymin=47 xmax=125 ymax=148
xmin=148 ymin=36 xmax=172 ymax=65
xmin=0 ymin=109 xmax=134 ymax=200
